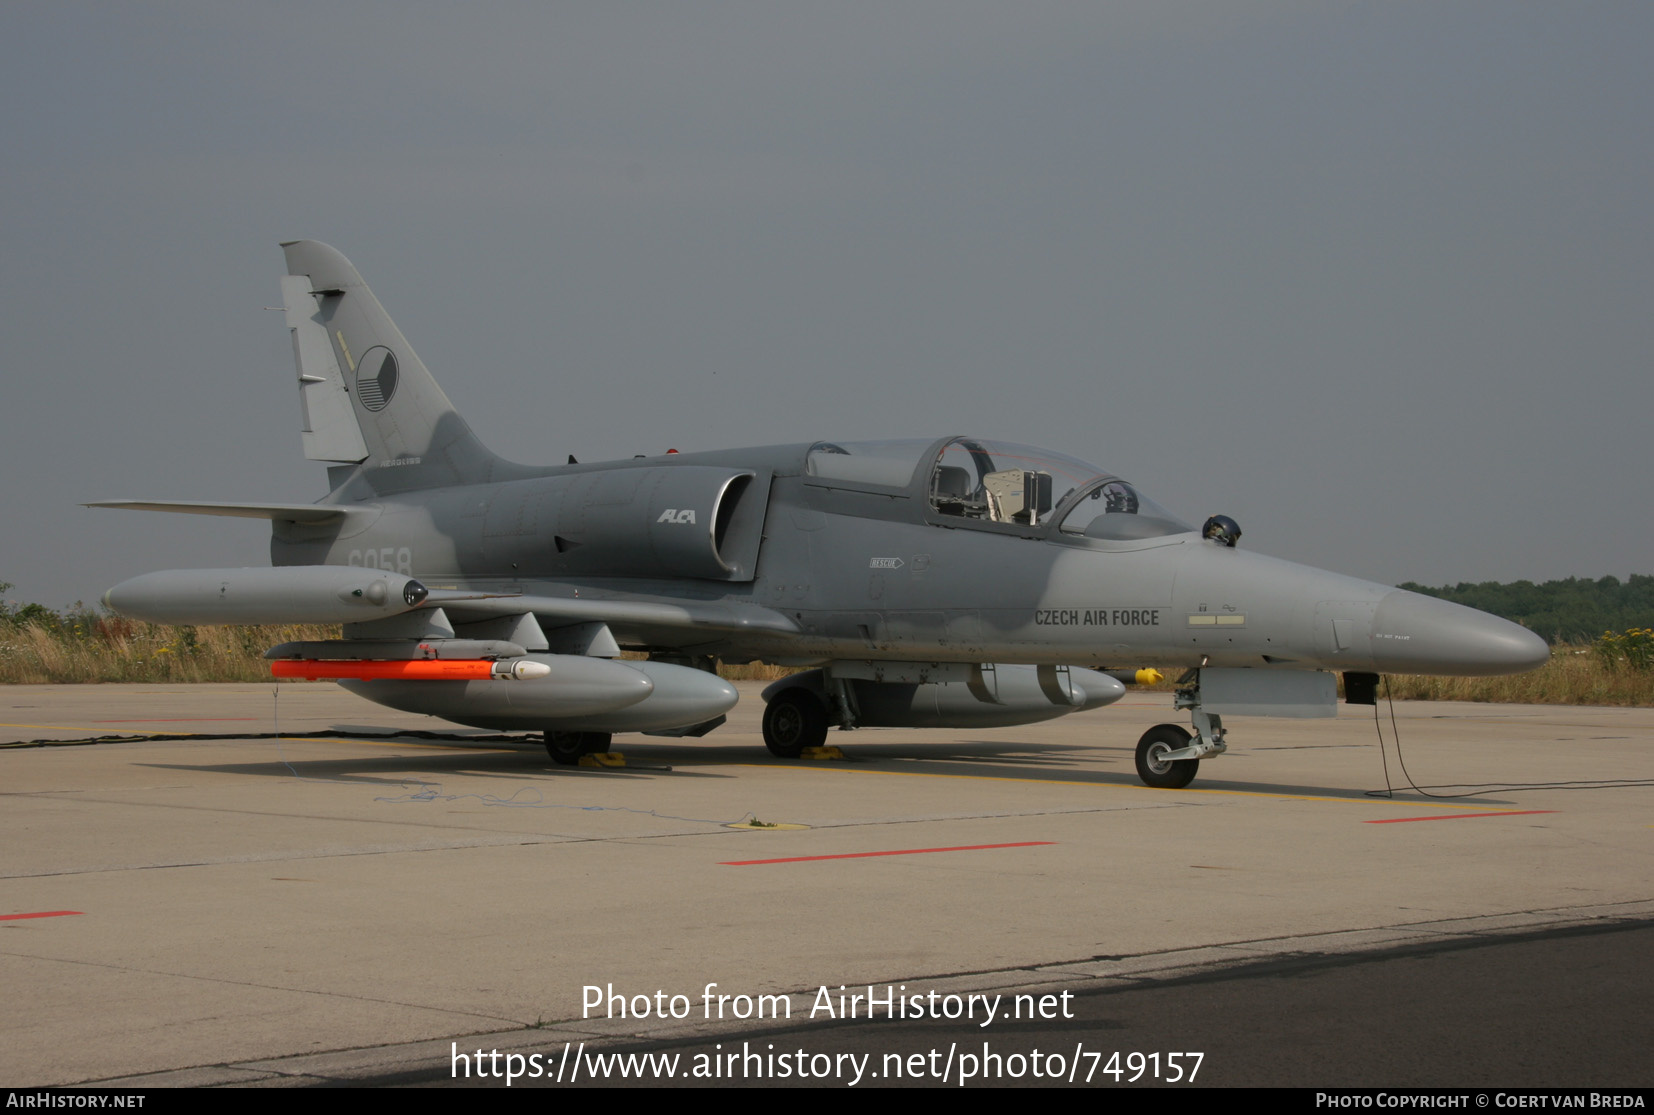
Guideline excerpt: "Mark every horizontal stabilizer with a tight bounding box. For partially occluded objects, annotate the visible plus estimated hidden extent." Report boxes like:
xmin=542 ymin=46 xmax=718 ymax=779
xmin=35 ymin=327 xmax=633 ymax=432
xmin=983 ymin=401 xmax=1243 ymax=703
xmin=85 ymin=500 xmax=362 ymax=525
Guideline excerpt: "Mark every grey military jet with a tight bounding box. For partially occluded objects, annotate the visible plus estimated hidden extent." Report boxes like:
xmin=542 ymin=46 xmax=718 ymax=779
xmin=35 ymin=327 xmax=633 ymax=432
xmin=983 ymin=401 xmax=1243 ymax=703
xmin=95 ymin=242 xmax=1549 ymax=787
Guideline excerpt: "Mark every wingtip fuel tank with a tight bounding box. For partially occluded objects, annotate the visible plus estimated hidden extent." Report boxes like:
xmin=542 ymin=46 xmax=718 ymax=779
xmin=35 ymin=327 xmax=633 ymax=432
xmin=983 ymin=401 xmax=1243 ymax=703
xmin=104 ymin=567 xmax=428 ymax=626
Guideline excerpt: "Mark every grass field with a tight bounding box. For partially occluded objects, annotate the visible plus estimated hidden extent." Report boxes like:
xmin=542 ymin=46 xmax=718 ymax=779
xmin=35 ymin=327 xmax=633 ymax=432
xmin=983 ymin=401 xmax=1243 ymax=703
xmin=0 ymin=618 xmax=339 ymax=684
xmin=1 ymin=619 xmax=1648 ymax=705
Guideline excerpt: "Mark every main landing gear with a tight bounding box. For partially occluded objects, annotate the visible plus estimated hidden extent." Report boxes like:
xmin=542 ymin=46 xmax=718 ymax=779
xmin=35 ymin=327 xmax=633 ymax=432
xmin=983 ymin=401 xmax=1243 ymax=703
xmin=761 ymin=689 xmax=829 ymax=758
xmin=544 ymin=730 xmax=612 ymax=765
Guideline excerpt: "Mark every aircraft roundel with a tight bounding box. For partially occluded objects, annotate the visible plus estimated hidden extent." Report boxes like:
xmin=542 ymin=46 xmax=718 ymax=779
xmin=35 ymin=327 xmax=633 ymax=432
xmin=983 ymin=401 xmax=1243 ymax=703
xmin=355 ymin=347 xmax=399 ymax=412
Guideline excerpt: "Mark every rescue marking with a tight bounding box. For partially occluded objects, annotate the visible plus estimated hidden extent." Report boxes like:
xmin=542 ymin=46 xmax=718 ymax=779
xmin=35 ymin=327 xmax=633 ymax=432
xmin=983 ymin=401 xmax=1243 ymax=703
xmin=721 ymin=841 xmax=1054 ymax=866
xmin=1 ymin=910 xmax=83 ymax=921
xmin=1364 ymin=810 xmax=1556 ymax=824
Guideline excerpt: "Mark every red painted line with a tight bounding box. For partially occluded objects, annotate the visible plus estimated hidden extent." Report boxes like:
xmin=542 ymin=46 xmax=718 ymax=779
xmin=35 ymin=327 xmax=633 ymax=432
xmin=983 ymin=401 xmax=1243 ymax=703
xmin=1365 ymin=810 xmax=1555 ymax=825
xmin=93 ymin=718 xmax=257 ymax=723
xmin=721 ymin=841 xmax=1056 ymax=866
xmin=0 ymin=911 xmax=84 ymax=921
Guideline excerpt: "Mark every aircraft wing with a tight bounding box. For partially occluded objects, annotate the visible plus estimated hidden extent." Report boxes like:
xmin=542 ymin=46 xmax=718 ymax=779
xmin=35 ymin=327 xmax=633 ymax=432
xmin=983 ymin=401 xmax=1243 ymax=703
xmin=85 ymin=500 xmax=363 ymax=525
xmin=98 ymin=563 xmax=798 ymax=650
xmin=436 ymin=592 xmax=803 ymax=641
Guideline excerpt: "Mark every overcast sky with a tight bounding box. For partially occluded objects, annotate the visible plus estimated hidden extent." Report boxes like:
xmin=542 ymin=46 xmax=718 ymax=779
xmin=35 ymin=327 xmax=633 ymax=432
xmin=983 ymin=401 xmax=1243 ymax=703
xmin=2 ymin=2 xmax=1648 ymax=609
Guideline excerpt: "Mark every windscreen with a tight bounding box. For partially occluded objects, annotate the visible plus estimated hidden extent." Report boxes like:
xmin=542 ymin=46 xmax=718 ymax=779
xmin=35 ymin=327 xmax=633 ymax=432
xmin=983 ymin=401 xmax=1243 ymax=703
xmin=923 ymin=437 xmax=1192 ymax=538
xmin=1057 ymin=479 xmax=1194 ymax=540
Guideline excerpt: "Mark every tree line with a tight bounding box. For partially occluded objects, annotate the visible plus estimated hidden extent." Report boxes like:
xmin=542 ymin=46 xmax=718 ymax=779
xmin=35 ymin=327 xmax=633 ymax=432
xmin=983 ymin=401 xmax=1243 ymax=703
xmin=1398 ymin=574 xmax=1654 ymax=645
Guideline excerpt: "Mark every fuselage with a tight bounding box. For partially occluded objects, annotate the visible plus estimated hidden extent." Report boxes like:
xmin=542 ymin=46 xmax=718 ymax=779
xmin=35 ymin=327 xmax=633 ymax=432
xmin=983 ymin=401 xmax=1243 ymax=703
xmin=271 ymin=435 xmax=1548 ymax=679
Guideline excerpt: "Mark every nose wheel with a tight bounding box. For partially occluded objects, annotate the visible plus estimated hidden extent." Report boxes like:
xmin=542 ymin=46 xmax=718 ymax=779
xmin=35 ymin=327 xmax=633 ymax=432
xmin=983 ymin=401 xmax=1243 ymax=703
xmin=1135 ymin=724 xmax=1200 ymax=789
xmin=1129 ymin=669 xmax=1230 ymax=787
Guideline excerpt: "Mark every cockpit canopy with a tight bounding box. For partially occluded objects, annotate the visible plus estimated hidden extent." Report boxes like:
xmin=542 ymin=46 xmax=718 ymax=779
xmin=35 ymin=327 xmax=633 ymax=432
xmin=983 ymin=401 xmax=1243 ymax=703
xmin=806 ymin=437 xmax=1194 ymax=540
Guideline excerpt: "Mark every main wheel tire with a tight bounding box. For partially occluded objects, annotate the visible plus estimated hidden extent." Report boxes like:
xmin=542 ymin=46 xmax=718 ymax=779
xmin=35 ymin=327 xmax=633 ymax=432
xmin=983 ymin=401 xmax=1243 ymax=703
xmin=762 ymin=690 xmax=828 ymax=758
xmin=544 ymin=731 xmax=611 ymax=765
xmin=1135 ymin=723 xmax=1200 ymax=789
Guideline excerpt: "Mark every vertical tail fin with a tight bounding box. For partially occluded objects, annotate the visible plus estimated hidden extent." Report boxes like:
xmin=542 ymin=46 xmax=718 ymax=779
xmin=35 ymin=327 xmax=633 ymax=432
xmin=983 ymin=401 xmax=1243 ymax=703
xmin=281 ymin=240 xmax=507 ymax=491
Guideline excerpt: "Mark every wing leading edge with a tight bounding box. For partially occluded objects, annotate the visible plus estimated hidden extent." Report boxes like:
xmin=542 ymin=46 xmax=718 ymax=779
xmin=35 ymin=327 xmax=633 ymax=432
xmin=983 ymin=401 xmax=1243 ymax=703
xmin=85 ymin=500 xmax=362 ymax=524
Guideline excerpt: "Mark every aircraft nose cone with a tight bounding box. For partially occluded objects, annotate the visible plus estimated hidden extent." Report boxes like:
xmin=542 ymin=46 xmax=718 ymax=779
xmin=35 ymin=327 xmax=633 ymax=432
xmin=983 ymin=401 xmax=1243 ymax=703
xmin=1370 ymin=590 xmax=1550 ymax=676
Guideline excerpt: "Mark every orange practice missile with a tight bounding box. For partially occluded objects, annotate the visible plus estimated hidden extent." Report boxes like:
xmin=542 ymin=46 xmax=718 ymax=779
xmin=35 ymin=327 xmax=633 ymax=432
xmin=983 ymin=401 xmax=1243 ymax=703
xmin=270 ymin=659 xmax=551 ymax=682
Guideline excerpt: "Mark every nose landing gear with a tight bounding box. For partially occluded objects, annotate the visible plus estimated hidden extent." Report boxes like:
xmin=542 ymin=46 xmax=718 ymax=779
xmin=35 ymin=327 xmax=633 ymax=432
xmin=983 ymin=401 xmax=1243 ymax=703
xmin=1132 ymin=669 xmax=1228 ymax=789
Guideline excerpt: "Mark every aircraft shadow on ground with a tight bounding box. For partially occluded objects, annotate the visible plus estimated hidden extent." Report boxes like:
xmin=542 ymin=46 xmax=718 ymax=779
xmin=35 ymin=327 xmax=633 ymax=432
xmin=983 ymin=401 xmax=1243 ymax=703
xmin=138 ymin=741 xmax=733 ymax=785
xmin=780 ymin=739 xmax=1518 ymax=804
xmin=133 ymin=729 xmax=1518 ymax=804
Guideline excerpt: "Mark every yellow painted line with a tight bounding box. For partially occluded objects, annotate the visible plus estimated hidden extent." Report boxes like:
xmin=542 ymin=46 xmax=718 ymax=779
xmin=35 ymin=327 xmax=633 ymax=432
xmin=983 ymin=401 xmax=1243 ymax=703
xmin=738 ymin=762 xmax=1500 ymax=810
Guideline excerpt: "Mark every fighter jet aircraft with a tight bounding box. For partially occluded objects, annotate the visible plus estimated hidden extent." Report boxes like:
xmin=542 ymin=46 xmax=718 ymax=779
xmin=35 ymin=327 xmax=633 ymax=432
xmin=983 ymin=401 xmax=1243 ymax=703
xmin=94 ymin=241 xmax=1549 ymax=787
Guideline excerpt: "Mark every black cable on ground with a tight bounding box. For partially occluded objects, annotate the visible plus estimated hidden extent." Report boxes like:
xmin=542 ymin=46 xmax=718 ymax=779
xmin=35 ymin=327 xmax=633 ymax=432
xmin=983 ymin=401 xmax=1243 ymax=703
xmin=1366 ymin=675 xmax=1654 ymax=798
